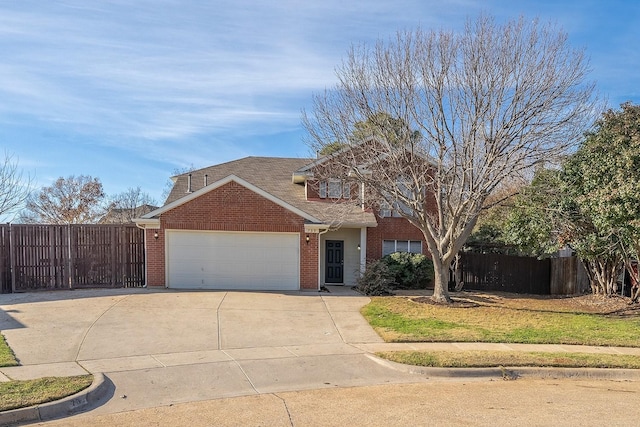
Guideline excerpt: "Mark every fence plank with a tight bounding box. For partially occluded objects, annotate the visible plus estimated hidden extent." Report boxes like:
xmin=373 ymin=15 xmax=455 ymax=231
xmin=0 ymin=225 xmax=10 ymax=293
xmin=1 ymin=224 xmax=145 ymax=293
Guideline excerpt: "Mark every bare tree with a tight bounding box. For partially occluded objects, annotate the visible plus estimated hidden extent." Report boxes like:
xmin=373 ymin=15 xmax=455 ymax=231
xmin=161 ymin=164 xmax=196 ymax=203
xmin=21 ymin=175 xmax=108 ymax=224
xmin=303 ymin=15 xmax=599 ymax=303
xmin=0 ymin=151 xmax=33 ymax=221
xmin=103 ymin=187 xmax=157 ymax=223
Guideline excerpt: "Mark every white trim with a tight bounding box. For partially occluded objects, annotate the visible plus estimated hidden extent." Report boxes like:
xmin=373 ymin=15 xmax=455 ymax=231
xmin=317 ymin=228 xmax=330 ymax=290
xmin=139 ymin=174 xmax=322 ymax=223
xmin=359 ymin=227 xmax=367 ymax=274
xmin=133 ymin=218 xmax=160 ymax=228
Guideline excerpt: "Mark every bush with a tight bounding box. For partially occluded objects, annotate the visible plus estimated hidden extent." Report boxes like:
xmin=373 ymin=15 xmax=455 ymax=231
xmin=383 ymin=252 xmax=434 ymax=289
xmin=355 ymin=260 xmax=395 ymax=296
xmin=356 ymin=252 xmax=434 ymax=295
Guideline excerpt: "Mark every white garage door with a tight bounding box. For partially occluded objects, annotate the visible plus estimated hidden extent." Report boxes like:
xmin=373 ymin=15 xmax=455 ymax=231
xmin=166 ymin=230 xmax=300 ymax=290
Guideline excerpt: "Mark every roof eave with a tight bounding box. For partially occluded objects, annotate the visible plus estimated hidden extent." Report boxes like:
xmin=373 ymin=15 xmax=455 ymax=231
xmin=133 ymin=218 xmax=161 ymax=229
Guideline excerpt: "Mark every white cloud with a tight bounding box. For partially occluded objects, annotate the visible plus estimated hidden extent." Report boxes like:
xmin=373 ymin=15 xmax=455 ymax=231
xmin=0 ymin=1 xmax=357 ymax=143
xmin=0 ymin=0 xmax=638 ymax=196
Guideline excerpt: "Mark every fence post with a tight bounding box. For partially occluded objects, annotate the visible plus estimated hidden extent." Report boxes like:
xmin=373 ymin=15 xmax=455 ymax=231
xmin=48 ymin=226 xmax=55 ymax=289
xmin=9 ymin=224 xmax=16 ymax=293
xmin=67 ymin=224 xmax=73 ymax=289
xmin=111 ymin=226 xmax=117 ymax=287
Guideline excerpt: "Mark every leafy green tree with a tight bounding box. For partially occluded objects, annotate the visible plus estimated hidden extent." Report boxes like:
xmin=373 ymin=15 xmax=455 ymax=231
xmin=319 ymin=141 xmax=346 ymax=156
xmin=319 ymin=113 xmax=420 ymax=156
xmin=563 ymin=103 xmax=640 ymax=297
xmin=501 ymin=169 xmax=565 ymax=258
xmin=504 ymin=103 xmax=640 ymax=297
xmin=467 ymin=180 xmax=530 ymax=255
xmin=350 ymin=112 xmax=421 ymax=147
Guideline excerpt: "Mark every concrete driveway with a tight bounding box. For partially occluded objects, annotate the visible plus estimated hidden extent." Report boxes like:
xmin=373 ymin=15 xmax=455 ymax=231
xmin=0 ymin=287 xmax=432 ymax=415
xmin=0 ymin=287 xmax=382 ymax=363
xmin=4 ymin=288 xmax=640 ymax=426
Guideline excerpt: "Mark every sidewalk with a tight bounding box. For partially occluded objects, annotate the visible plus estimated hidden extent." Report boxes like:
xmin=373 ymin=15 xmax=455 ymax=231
xmin=2 ymin=341 xmax=640 ymax=382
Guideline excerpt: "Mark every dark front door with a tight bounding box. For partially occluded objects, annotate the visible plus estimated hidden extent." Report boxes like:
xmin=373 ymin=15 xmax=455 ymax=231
xmin=325 ymin=240 xmax=344 ymax=284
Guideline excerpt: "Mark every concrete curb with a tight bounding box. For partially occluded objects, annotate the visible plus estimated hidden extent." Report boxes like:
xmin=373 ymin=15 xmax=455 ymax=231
xmin=366 ymin=354 xmax=640 ymax=381
xmin=0 ymin=373 xmax=109 ymax=426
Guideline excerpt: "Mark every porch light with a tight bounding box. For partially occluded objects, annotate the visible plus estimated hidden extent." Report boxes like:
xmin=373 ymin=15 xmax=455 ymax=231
xmin=357 ymin=243 xmax=361 ymax=251
xmin=154 ymin=231 xmax=159 ymax=240
xmin=306 ymin=235 xmax=310 ymax=244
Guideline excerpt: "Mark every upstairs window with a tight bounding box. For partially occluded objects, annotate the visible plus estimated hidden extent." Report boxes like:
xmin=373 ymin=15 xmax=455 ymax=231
xmin=319 ymin=179 xmax=351 ymax=199
xmin=379 ymin=201 xmax=402 ymax=218
xmin=379 ymin=178 xmax=422 ymax=217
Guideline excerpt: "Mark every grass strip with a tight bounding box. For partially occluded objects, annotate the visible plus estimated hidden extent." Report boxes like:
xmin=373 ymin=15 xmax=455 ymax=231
xmin=0 ymin=334 xmax=18 ymax=367
xmin=377 ymin=350 xmax=640 ymax=369
xmin=362 ymin=297 xmax=640 ymax=347
xmin=0 ymin=376 xmax=93 ymax=412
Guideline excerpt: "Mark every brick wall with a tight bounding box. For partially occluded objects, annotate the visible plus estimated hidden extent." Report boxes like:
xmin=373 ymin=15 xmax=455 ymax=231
xmin=145 ymin=228 xmax=165 ymax=286
xmin=146 ymin=181 xmax=318 ymax=290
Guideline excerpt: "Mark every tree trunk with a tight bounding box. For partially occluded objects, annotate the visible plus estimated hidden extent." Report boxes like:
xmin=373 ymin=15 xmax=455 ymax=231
xmin=623 ymin=259 xmax=639 ymax=303
xmin=453 ymin=253 xmax=464 ymax=292
xmin=584 ymin=258 xmax=621 ymax=296
xmin=632 ymin=285 xmax=640 ymax=303
xmin=431 ymin=257 xmax=452 ymax=303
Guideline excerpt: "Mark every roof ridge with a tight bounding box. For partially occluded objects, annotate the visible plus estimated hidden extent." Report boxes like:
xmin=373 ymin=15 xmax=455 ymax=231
xmin=173 ymin=156 xmax=314 ymax=178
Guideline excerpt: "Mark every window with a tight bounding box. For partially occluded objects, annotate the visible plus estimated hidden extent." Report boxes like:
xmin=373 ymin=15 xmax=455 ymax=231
xmin=379 ymin=201 xmax=402 ymax=218
xmin=382 ymin=240 xmax=422 ymax=256
xmin=319 ymin=181 xmax=327 ymax=198
xmin=379 ymin=202 xmax=392 ymax=218
xmin=328 ymin=180 xmax=342 ymax=198
xmin=319 ymin=179 xmax=351 ymax=199
xmin=379 ymin=177 xmax=422 ymax=217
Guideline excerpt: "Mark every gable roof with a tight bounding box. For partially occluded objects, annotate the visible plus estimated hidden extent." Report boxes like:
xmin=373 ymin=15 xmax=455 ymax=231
xmin=142 ymin=174 xmax=322 ymax=223
xmin=145 ymin=156 xmax=377 ymax=228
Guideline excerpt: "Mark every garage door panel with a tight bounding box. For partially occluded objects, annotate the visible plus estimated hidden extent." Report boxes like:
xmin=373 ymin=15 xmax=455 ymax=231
xmin=166 ymin=231 xmax=299 ymax=290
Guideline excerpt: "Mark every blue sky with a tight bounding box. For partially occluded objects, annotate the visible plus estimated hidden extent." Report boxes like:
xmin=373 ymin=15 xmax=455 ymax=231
xmin=1 ymin=0 xmax=639 ymax=209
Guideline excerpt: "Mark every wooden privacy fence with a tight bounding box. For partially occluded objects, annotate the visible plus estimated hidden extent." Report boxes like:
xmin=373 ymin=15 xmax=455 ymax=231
xmin=0 ymin=224 xmax=145 ymax=293
xmin=549 ymin=256 xmax=590 ymax=295
xmin=458 ymin=253 xmax=589 ymax=295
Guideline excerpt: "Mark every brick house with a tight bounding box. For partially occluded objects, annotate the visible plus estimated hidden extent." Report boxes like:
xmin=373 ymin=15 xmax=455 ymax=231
xmin=134 ymin=154 xmax=427 ymax=291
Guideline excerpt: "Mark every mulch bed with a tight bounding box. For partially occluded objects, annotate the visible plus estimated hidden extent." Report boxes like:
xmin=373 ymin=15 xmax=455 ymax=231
xmin=411 ymin=291 xmax=640 ymax=315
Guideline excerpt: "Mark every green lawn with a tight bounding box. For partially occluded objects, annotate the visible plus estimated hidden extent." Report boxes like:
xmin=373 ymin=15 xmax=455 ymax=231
xmin=361 ymin=297 xmax=640 ymax=347
xmin=362 ymin=296 xmax=640 ymax=368
xmin=0 ymin=334 xmax=18 ymax=367
xmin=0 ymin=333 xmax=92 ymax=412
xmin=378 ymin=350 xmax=640 ymax=369
xmin=0 ymin=376 xmax=93 ymax=412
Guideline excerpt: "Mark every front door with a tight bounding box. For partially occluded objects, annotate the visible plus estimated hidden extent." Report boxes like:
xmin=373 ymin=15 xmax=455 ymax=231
xmin=325 ymin=240 xmax=344 ymax=284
